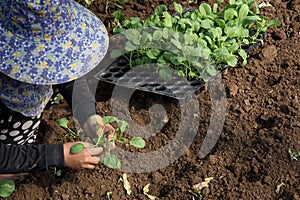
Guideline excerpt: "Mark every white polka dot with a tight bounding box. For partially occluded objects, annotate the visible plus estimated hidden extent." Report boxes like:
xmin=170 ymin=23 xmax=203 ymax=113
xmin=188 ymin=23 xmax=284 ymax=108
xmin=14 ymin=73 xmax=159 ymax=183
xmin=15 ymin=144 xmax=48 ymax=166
xmin=32 ymin=121 xmax=41 ymax=130
xmin=36 ymin=113 xmax=41 ymax=118
xmin=27 ymin=130 xmax=35 ymax=137
xmin=9 ymin=130 xmax=20 ymax=137
xmin=17 ymin=140 xmax=25 ymax=145
xmin=13 ymin=122 xmax=22 ymax=129
xmin=0 ymin=119 xmax=4 ymax=124
xmin=1 ymin=129 xmax=8 ymax=134
xmin=22 ymin=120 xmax=33 ymax=130
xmin=8 ymin=115 xmax=12 ymax=122
xmin=13 ymin=135 xmax=23 ymax=141
xmin=27 ymin=139 xmax=34 ymax=144
xmin=0 ymin=135 xmax=7 ymax=140
xmin=24 ymin=130 xmax=29 ymax=134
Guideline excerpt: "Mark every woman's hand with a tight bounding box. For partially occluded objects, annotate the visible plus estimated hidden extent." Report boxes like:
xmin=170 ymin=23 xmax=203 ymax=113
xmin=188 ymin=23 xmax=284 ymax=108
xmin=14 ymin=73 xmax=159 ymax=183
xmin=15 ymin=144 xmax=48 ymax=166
xmin=82 ymin=115 xmax=115 ymax=142
xmin=63 ymin=142 xmax=102 ymax=170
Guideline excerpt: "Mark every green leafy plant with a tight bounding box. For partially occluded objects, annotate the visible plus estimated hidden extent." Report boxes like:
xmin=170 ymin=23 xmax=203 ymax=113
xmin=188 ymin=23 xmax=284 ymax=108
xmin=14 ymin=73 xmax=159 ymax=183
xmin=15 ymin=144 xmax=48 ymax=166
xmin=0 ymin=180 xmax=15 ymax=198
xmin=53 ymin=93 xmax=64 ymax=104
xmin=57 ymin=117 xmax=79 ymax=138
xmin=70 ymin=143 xmax=86 ymax=154
xmin=93 ymin=116 xmax=146 ymax=169
xmin=111 ymin=0 xmax=280 ymax=82
xmin=67 ymin=116 xmax=146 ymax=170
xmin=105 ymin=0 xmax=128 ymax=13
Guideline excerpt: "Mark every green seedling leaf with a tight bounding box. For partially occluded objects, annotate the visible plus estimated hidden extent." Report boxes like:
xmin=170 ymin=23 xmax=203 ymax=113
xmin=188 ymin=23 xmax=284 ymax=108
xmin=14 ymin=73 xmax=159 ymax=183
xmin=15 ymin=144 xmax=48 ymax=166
xmin=117 ymin=137 xmax=127 ymax=143
xmin=238 ymin=4 xmax=249 ymax=20
xmin=125 ymin=41 xmax=136 ymax=51
xmin=117 ymin=120 xmax=128 ymax=133
xmin=173 ymin=2 xmax=183 ymax=16
xmin=238 ymin=49 xmax=247 ymax=66
xmin=267 ymin=20 xmax=280 ymax=27
xmin=146 ymin=49 xmax=161 ymax=59
xmin=130 ymin=137 xmax=146 ymax=148
xmin=0 ymin=180 xmax=15 ymax=198
xmin=163 ymin=17 xmax=173 ymax=28
xmin=229 ymin=0 xmax=236 ymax=5
xmin=213 ymin=3 xmax=218 ymax=13
xmin=143 ymin=183 xmax=157 ymax=200
xmin=224 ymin=8 xmax=237 ymax=21
xmin=57 ymin=118 xmax=69 ymax=129
xmin=153 ymin=30 xmax=163 ymax=40
xmin=104 ymin=154 xmax=121 ymax=169
xmin=122 ymin=173 xmax=132 ymax=195
xmin=54 ymin=93 xmax=64 ymax=104
xmin=199 ymin=3 xmax=212 ymax=17
xmin=70 ymin=143 xmax=85 ymax=154
xmin=226 ymin=55 xmax=238 ymax=67
xmin=112 ymin=10 xmax=125 ymax=20
xmin=154 ymin=4 xmax=168 ymax=16
xmin=201 ymin=19 xmax=213 ymax=29
xmin=103 ymin=116 xmax=118 ymax=125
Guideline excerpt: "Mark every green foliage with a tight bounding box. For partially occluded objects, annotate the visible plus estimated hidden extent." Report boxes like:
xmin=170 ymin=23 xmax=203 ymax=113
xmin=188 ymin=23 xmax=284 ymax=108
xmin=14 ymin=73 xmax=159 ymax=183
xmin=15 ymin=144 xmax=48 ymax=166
xmin=111 ymin=0 xmax=280 ymax=82
xmin=0 ymin=180 xmax=15 ymax=198
xmin=130 ymin=137 xmax=146 ymax=148
xmin=57 ymin=117 xmax=78 ymax=138
xmin=104 ymin=154 xmax=122 ymax=169
xmin=70 ymin=143 xmax=86 ymax=154
xmin=92 ymin=116 xmax=146 ymax=169
xmin=54 ymin=93 xmax=64 ymax=104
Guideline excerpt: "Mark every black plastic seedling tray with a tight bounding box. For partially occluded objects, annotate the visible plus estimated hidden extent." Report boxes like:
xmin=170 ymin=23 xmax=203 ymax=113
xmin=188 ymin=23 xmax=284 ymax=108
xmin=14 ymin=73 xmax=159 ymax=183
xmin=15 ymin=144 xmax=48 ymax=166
xmin=95 ymin=33 xmax=266 ymax=103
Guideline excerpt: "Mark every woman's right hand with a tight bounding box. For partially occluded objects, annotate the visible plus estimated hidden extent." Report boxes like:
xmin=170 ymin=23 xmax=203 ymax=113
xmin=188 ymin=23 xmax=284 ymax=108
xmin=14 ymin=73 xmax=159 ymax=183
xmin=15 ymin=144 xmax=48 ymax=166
xmin=63 ymin=142 xmax=102 ymax=170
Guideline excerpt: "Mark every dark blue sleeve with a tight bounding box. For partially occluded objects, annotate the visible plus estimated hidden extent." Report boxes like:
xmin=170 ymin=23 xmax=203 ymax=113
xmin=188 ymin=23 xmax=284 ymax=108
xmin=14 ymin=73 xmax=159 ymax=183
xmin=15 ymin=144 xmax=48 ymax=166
xmin=0 ymin=143 xmax=64 ymax=174
xmin=54 ymin=76 xmax=97 ymax=126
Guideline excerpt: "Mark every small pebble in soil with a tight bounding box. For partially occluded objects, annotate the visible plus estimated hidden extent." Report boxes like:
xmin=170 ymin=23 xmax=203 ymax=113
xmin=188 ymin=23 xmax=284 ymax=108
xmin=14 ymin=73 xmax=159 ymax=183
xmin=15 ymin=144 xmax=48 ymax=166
xmin=263 ymin=176 xmax=272 ymax=185
xmin=209 ymin=155 xmax=217 ymax=165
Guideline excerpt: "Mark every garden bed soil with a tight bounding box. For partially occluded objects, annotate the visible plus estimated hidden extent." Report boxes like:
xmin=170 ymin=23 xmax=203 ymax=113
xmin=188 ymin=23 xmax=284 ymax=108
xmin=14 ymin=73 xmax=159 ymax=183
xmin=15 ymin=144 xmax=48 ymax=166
xmin=5 ymin=0 xmax=299 ymax=199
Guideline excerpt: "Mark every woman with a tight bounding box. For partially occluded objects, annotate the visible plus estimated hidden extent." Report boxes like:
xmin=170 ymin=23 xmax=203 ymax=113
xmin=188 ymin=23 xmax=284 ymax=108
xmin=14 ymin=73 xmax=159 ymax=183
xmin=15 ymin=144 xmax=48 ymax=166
xmin=0 ymin=0 xmax=114 ymax=179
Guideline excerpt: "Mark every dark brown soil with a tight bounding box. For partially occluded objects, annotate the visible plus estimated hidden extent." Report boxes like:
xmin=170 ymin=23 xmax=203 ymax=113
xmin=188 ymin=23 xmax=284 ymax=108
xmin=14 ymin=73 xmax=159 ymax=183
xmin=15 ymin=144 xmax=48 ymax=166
xmin=4 ymin=0 xmax=299 ymax=199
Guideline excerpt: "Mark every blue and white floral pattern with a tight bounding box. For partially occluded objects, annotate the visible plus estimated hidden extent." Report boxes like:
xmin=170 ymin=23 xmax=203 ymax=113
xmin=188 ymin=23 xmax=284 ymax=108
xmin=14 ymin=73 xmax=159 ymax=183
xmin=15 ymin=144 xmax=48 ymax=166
xmin=0 ymin=0 xmax=109 ymax=85
xmin=0 ymin=72 xmax=53 ymax=116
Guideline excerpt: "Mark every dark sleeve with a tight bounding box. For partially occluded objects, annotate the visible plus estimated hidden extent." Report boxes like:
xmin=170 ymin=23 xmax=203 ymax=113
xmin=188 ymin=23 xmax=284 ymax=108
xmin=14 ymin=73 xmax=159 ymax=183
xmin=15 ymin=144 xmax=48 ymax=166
xmin=54 ymin=76 xmax=97 ymax=126
xmin=0 ymin=143 xmax=65 ymax=174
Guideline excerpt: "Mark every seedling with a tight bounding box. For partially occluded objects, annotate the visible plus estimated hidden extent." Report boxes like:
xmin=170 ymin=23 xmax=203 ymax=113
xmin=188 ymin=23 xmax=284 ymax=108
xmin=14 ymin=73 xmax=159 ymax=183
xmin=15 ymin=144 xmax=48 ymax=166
xmin=69 ymin=116 xmax=146 ymax=170
xmin=93 ymin=116 xmax=146 ymax=169
xmin=111 ymin=1 xmax=280 ymax=82
xmin=0 ymin=180 xmax=15 ymax=198
xmin=57 ymin=117 xmax=79 ymax=138
xmin=105 ymin=0 xmax=128 ymax=13
xmin=288 ymin=148 xmax=299 ymax=161
xmin=53 ymin=93 xmax=64 ymax=104
xmin=50 ymin=166 xmax=62 ymax=177
xmin=70 ymin=143 xmax=86 ymax=154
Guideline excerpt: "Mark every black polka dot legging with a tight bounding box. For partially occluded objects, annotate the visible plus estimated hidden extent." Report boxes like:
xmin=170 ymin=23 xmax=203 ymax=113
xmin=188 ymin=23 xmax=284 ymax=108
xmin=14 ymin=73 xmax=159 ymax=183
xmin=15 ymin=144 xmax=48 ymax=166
xmin=0 ymin=102 xmax=42 ymax=145
xmin=0 ymin=93 xmax=59 ymax=145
